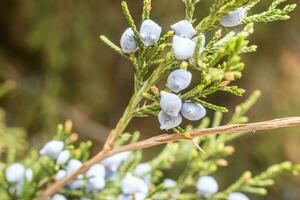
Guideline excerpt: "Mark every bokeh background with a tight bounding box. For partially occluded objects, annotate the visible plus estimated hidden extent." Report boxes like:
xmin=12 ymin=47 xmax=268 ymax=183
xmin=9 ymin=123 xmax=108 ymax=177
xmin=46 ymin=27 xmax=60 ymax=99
xmin=0 ymin=0 xmax=299 ymax=199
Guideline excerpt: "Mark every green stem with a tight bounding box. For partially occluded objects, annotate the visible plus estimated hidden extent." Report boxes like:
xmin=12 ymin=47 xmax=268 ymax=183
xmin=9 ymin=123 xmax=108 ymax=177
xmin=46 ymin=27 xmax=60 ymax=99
xmin=104 ymin=63 xmax=167 ymax=149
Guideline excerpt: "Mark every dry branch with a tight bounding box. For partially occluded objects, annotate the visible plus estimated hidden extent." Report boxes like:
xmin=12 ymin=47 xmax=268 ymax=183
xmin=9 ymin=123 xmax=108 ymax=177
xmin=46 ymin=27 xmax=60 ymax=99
xmin=36 ymin=116 xmax=300 ymax=200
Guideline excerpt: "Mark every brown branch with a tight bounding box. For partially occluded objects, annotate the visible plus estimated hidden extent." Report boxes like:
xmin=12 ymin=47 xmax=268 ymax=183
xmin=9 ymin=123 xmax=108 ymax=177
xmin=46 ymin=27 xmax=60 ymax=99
xmin=36 ymin=117 xmax=300 ymax=200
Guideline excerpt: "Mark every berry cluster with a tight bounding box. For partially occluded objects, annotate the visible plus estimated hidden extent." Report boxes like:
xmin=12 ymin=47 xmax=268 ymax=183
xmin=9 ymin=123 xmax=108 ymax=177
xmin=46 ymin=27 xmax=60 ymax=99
xmin=120 ymin=8 xmax=246 ymax=131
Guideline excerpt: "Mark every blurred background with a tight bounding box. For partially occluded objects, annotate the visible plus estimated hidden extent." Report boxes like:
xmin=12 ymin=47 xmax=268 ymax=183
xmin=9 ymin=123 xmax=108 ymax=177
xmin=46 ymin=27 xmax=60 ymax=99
xmin=0 ymin=0 xmax=299 ymax=199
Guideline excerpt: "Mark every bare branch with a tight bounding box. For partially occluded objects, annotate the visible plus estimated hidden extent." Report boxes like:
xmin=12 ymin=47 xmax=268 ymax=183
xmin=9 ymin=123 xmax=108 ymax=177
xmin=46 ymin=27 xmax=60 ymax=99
xmin=36 ymin=116 xmax=300 ymax=200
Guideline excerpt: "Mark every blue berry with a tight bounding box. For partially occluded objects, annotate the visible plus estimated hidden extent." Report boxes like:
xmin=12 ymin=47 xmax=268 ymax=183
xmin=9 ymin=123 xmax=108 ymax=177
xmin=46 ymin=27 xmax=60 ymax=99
xmin=140 ymin=19 xmax=162 ymax=46
xmin=160 ymin=91 xmax=182 ymax=117
xmin=228 ymin=192 xmax=249 ymax=200
xmin=158 ymin=111 xmax=182 ymax=130
xmin=120 ymin=28 xmax=138 ymax=54
xmin=196 ymin=176 xmax=219 ymax=197
xmin=171 ymin=20 xmax=196 ymax=39
xmin=166 ymin=69 xmax=192 ymax=93
xmin=172 ymin=35 xmax=196 ymax=60
xmin=220 ymin=7 xmax=246 ymax=27
xmin=181 ymin=101 xmax=206 ymax=121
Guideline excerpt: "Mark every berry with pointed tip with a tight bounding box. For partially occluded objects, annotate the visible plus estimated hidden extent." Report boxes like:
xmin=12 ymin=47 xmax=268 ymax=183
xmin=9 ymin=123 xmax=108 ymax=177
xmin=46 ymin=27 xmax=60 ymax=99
xmin=172 ymin=35 xmax=196 ymax=60
xmin=158 ymin=111 xmax=182 ymax=130
xmin=228 ymin=192 xmax=249 ymax=200
xmin=56 ymin=150 xmax=71 ymax=165
xmin=171 ymin=20 xmax=196 ymax=39
xmin=52 ymin=194 xmax=67 ymax=200
xmin=220 ymin=7 xmax=246 ymax=27
xmin=101 ymin=151 xmax=131 ymax=172
xmin=166 ymin=69 xmax=192 ymax=93
xmin=55 ymin=170 xmax=67 ymax=181
xmin=181 ymin=101 xmax=206 ymax=121
xmin=39 ymin=140 xmax=64 ymax=159
xmin=140 ymin=19 xmax=162 ymax=46
xmin=5 ymin=163 xmax=25 ymax=183
xmin=121 ymin=173 xmax=149 ymax=195
xmin=120 ymin=28 xmax=138 ymax=54
xmin=196 ymin=176 xmax=219 ymax=197
xmin=163 ymin=178 xmax=177 ymax=188
xmin=160 ymin=91 xmax=182 ymax=117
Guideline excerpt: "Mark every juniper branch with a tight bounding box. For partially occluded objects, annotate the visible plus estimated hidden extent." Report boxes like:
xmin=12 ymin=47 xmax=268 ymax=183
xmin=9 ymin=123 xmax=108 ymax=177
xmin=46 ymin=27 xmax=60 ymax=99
xmin=37 ymin=116 xmax=300 ymax=199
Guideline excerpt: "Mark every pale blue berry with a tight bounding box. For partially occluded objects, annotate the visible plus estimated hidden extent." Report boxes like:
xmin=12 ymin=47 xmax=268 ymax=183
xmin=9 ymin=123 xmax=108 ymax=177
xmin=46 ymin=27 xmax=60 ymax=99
xmin=171 ymin=20 xmax=197 ymax=39
xmin=39 ymin=140 xmax=64 ymax=159
xmin=160 ymin=91 xmax=182 ymax=117
xmin=66 ymin=159 xmax=82 ymax=175
xmin=158 ymin=111 xmax=182 ymax=130
xmin=220 ymin=7 xmax=246 ymax=27
xmin=55 ymin=170 xmax=67 ymax=181
xmin=197 ymin=176 xmax=219 ymax=197
xmin=181 ymin=101 xmax=206 ymax=121
xmin=140 ymin=19 xmax=162 ymax=46
xmin=81 ymin=198 xmax=93 ymax=200
xmin=172 ymin=35 xmax=196 ymax=60
xmin=163 ymin=178 xmax=177 ymax=188
xmin=68 ymin=179 xmax=85 ymax=189
xmin=86 ymin=164 xmax=106 ymax=192
xmin=5 ymin=163 xmax=25 ymax=183
xmin=56 ymin=150 xmax=70 ymax=165
xmin=228 ymin=192 xmax=249 ymax=200
xmin=118 ymin=193 xmax=147 ymax=200
xmin=166 ymin=69 xmax=192 ymax=93
xmin=101 ymin=151 xmax=131 ymax=172
xmin=120 ymin=28 xmax=138 ymax=54
xmin=121 ymin=173 xmax=149 ymax=195
xmin=134 ymin=163 xmax=151 ymax=176
xmin=86 ymin=176 xmax=105 ymax=192
xmin=86 ymin=164 xmax=106 ymax=178
xmin=52 ymin=194 xmax=67 ymax=200
xmin=25 ymin=168 xmax=33 ymax=182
